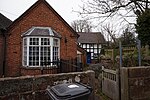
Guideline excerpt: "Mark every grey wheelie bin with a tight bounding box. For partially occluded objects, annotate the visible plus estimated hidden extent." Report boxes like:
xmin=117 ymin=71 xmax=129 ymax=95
xmin=46 ymin=82 xmax=92 ymax=100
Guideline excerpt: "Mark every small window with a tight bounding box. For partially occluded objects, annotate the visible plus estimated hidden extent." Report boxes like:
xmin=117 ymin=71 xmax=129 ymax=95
xmin=90 ymin=44 xmax=93 ymax=48
xmin=87 ymin=44 xmax=89 ymax=48
xmin=94 ymin=44 xmax=97 ymax=48
xmin=94 ymin=49 xmax=98 ymax=53
xmin=83 ymin=44 xmax=86 ymax=48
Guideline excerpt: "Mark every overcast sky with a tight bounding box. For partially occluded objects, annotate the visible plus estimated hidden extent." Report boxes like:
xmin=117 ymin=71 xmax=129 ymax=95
xmin=0 ymin=0 xmax=83 ymax=25
xmin=0 ymin=0 xmax=136 ymax=37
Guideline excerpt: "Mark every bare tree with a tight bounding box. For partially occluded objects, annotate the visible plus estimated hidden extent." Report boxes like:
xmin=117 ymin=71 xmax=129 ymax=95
xmin=119 ymin=26 xmax=136 ymax=45
xmin=71 ymin=20 xmax=93 ymax=32
xmin=101 ymin=23 xmax=117 ymax=44
xmin=78 ymin=0 xmax=150 ymax=23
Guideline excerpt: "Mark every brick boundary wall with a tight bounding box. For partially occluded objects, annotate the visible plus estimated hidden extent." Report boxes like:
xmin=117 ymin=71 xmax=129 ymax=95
xmin=0 ymin=70 xmax=95 ymax=100
xmin=121 ymin=67 xmax=150 ymax=100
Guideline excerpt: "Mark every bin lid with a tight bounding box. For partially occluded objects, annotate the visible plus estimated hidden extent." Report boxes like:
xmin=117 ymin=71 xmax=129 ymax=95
xmin=49 ymin=83 xmax=91 ymax=98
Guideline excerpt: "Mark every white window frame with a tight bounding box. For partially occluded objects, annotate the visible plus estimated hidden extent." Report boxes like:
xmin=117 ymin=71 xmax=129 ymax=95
xmin=53 ymin=38 xmax=60 ymax=62
xmin=22 ymin=36 xmax=60 ymax=67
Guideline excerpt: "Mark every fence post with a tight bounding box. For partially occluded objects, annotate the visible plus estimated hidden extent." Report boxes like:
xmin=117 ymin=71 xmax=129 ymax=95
xmin=119 ymin=41 xmax=123 ymax=100
xmin=137 ymin=39 xmax=141 ymax=66
xmin=116 ymin=69 xmax=120 ymax=100
xmin=120 ymin=67 xmax=129 ymax=100
xmin=145 ymin=45 xmax=149 ymax=56
xmin=119 ymin=41 xmax=122 ymax=68
xmin=101 ymin=66 xmax=104 ymax=94
xmin=112 ymin=49 xmax=115 ymax=64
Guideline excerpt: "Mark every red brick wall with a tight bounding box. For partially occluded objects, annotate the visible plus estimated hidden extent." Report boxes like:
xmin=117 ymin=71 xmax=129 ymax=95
xmin=6 ymin=1 xmax=77 ymax=77
xmin=0 ymin=33 xmax=4 ymax=77
xmin=20 ymin=68 xmax=58 ymax=76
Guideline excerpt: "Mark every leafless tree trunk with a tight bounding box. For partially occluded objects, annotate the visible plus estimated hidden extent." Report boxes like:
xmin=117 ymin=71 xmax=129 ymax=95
xmin=71 ymin=20 xmax=93 ymax=32
xmin=101 ymin=23 xmax=117 ymax=44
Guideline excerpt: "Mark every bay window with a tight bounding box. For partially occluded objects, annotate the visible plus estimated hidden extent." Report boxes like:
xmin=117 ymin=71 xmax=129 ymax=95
xmin=22 ymin=27 xmax=61 ymax=67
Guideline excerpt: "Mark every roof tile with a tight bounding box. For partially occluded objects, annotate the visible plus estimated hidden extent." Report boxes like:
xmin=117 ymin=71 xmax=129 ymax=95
xmin=77 ymin=32 xmax=105 ymax=44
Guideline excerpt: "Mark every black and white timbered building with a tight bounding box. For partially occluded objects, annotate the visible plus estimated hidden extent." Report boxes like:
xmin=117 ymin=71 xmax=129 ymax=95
xmin=77 ymin=32 xmax=105 ymax=63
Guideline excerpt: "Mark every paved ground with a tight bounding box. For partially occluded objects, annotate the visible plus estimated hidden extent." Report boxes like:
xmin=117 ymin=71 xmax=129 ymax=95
xmin=95 ymin=93 xmax=112 ymax=100
xmin=94 ymin=77 xmax=111 ymax=100
xmin=95 ymin=95 xmax=101 ymax=100
xmin=86 ymin=64 xmax=111 ymax=100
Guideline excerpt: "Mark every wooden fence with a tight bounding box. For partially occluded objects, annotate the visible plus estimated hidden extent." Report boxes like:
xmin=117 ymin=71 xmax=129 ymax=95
xmin=105 ymin=46 xmax=148 ymax=61
xmin=102 ymin=66 xmax=120 ymax=100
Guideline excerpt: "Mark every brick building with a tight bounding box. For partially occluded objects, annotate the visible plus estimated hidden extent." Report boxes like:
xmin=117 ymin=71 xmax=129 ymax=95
xmin=3 ymin=0 xmax=78 ymax=77
xmin=0 ymin=13 xmax=12 ymax=77
xmin=77 ymin=45 xmax=87 ymax=71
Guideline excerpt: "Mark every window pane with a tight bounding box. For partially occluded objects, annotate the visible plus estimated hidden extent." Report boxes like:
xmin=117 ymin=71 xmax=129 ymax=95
xmin=99 ymin=49 xmax=101 ymax=54
xmin=23 ymin=38 xmax=27 ymax=66
xmin=94 ymin=49 xmax=97 ymax=53
xmin=30 ymin=38 xmax=39 ymax=45
xmin=23 ymin=46 xmax=27 ymax=66
xmin=24 ymin=38 xmax=27 ymax=46
xmin=91 ymin=53 xmax=94 ymax=57
xmin=94 ymin=44 xmax=97 ymax=48
xmin=41 ymin=38 xmax=50 ymax=45
xmin=87 ymin=44 xmax=89 ymax=48
xmin=53 ymin=39 xmax=59 ymax=65
xmin=53 ymin=39 xmax=58 ymax=46
xmin=53 ymin=47 xmax=59 ymax=61
xmin=90 ymin=44 xmax=93 ymax=48
xmin=99 ymin=45 xmax=101 ymax=48
xmin=29 ymin=46 xmax=39 ymax=66
xmin=83 ymin=44 xmax=86 ymax=48
xmin=87 ymin=49 xmax=89 ymax=52
xmin=40 ymin=46 xmax=51 ymax=66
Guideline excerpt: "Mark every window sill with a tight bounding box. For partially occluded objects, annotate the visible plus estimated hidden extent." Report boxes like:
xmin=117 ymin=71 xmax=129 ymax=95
xmin=21 ymin=66 xmax=58 ymax=70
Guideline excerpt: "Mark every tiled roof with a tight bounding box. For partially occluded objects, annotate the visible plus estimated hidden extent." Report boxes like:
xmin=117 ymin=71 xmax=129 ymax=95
xmin=22 ymin=27 xmax=61 ymax=38
xmin=77 ymin=32 xmax=105 ymax=44
xmin=0 ymin=13 xmax=12 ymax=30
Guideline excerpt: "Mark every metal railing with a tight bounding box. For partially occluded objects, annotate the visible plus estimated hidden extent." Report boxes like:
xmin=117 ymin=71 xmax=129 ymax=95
xmin=40 ymin=59 xmax=82 ymax=74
